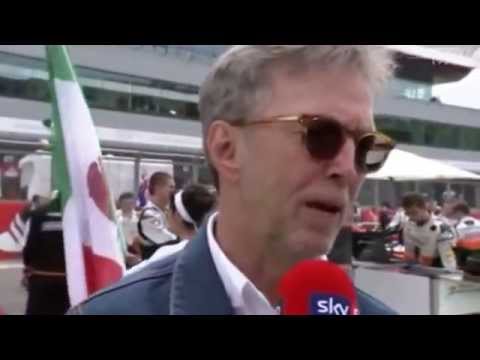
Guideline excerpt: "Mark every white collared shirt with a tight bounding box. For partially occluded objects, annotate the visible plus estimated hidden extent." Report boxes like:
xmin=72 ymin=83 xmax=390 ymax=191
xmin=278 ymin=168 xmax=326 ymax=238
xmin=207 ymin=213 xmax=278 ymax=315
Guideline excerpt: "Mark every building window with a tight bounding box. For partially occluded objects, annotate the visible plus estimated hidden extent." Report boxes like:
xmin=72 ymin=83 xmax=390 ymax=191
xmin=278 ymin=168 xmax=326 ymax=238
xmin=173 ymin=164 xmax=195 ymax=189
xmin=198 ymin=165 xmax=215 ymax=186
xmin=376 ymin=116 xmax=480 ymax=152
xmin=388 ymin=78 xmax=433 ymax=102
xmin=0 ymin=51 xmax=200 ymax=121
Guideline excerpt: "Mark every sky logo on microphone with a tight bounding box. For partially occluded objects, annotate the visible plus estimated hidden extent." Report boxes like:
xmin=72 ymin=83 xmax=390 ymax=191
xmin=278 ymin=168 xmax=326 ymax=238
xmin=310 ymin=293 xmax=352 ymax=315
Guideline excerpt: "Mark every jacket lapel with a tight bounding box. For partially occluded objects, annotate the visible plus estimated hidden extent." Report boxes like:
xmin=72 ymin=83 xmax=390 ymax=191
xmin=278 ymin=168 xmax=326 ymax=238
xmin=167 ymin=224 xmax=394 ymax=315
xmin=169 ymin=226 xmax=234 ymax=315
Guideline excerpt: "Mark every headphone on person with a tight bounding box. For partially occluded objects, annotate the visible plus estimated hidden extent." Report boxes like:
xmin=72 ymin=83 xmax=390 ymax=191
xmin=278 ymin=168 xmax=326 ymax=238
xmin=171 ymin=185 xmax=217 ymax=230
xmin=173 ymin=190 xmax=196 ymax=228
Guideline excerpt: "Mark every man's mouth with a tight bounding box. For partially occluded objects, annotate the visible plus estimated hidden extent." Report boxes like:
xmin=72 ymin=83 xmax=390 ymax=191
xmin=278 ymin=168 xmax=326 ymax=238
xmin=305 ymin=201 xmax=342 ymax=215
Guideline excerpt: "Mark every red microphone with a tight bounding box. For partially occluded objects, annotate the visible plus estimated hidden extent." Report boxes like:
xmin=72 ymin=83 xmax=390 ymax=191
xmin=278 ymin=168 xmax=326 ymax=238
xmin=278 ymin=260 xmax=359 ymax=315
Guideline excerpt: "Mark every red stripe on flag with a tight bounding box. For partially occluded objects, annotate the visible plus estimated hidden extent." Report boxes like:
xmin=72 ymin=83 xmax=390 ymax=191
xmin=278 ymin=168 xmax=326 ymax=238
xmin=82 ymin=245 xmax=123 ymax=295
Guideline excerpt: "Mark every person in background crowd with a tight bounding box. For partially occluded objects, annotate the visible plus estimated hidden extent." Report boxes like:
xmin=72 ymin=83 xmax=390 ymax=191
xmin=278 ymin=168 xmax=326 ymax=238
xmin=352 ymin=202 xmax=361 ymax=223
xmin=137 ymin=172 xmax=178 ymax=260
xmin=116 ymin=192 xmax=141 ymax=256
xmin=422 ymin=193 xmax=442 ymax=219
xmin=433 ymin=204 xmax=442 ymax=216
xmin=0 ymin=155 xmax=21 ymax=200
xmin=329 ymin=204 xmax=355 ymax=276
xmin=360 ymin=206 xmax=378 ymax=224
xmin=136 ymin=173 xmax=149 ymax=209
xmin=70 ymin=45 xmax=398 ymax=315
xmin=450 ymin=202 xmax=480 ymax=268
xmin=451 ymin=202 xmax=480 ymax=237
xmin=379 ymin=201 xmax=395 ymax=230
xmin=387 ymin=207 xmax=407 ymax=230
xmin=422 ymin=193 xmax=434 ymax=212
xmin=127 ymin=184 xmax=216 ymax=275
xmin=441 ymin=190 xmax=460 ymax=226
xmin=23 ymin=192 xmax=70 ymax=315
xmin=401 ymin=193 xmax=457 ymax=270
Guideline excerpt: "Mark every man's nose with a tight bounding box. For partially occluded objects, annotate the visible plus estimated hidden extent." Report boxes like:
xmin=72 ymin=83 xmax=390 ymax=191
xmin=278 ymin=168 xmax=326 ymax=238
xmin=324 ymin=138 xmax=359 ymax=184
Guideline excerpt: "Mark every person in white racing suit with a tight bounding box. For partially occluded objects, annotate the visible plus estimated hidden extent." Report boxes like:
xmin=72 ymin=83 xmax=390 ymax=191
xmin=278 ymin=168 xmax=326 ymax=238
xmin=450 ymin=202 xmax=480 ymax=269
xmin=137 ymin=172 xmax=178 ymax=260
xmin=401 ymin=193 xmax=457 ymax=270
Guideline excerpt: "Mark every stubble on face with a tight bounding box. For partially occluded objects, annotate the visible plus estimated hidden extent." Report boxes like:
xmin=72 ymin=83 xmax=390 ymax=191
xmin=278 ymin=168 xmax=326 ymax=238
xmin=235 ymin=65 xmax=373 ymax=266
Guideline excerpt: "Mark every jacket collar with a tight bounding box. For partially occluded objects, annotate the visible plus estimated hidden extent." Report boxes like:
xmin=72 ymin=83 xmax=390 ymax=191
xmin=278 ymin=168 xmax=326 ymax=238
xmin=167 ymin=221 xmax=392 ymax=315
xmin=169 ymin=225 xmax=234 ymax=315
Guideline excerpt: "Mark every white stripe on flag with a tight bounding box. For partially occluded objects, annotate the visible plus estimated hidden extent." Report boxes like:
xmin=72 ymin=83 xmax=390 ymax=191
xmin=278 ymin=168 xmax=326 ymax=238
xmin=63 ymin=198 xmax=88 ymax=304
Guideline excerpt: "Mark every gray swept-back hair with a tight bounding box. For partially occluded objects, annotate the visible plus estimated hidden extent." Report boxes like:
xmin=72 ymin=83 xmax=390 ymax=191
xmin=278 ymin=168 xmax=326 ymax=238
xmin=199 ymin=45 xmax=396 ymax=188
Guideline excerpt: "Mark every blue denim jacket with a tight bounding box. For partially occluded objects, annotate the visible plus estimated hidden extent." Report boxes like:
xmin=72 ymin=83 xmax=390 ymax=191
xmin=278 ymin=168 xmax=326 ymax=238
xmin=69 ymin=226 xmax=397 ymax=315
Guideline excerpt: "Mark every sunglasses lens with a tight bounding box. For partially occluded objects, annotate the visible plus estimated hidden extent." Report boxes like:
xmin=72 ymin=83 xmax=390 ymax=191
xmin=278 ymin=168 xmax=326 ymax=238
xmin=305 ymin=121 xmax=344 ymax=160
xmin=357 ymin=134 xmax=394 ymax=173
xmin=301 ymin=116 xmax=394 ymax=173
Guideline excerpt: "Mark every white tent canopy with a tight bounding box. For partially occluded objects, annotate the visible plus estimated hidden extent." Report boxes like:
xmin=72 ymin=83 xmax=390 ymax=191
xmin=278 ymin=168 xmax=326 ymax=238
xmin=367 ymin=149 xmax=480 ymax=181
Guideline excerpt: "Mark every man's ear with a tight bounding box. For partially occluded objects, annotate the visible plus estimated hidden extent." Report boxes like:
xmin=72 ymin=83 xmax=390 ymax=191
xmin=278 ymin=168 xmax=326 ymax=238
xmin=206 ymin=121 xmax=241 ymax=185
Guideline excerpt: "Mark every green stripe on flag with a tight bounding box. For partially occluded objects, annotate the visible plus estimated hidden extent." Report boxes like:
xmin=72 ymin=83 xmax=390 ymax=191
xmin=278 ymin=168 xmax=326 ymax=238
xmin=46 ymin=45 xmax=72 ymax=211
xmin=46 ymin=45 xmax=77 ymax=82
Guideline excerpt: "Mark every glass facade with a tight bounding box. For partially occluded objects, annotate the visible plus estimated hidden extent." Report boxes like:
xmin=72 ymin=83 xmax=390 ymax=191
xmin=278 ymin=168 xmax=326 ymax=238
xmin=129 ymin=45 xmax=228 ymax=64
xmin=0 ymin=52 xmax=200 ymax=120
xmin=198 ymin=164 xmax=215 ymax=185
xmin=1 ymin=48 xmax=479 ymax=205
xmin=376 ymin=116 xmax=480 ymax=152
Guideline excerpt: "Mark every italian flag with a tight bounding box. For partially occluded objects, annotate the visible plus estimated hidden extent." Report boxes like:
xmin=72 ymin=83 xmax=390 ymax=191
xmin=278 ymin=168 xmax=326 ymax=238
xmin=46 ymin=45 xmax=125 ymax=307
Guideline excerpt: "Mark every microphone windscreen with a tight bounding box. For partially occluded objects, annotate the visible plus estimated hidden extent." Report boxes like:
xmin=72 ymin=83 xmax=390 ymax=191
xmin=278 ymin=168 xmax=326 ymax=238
xmin=278 ymin=260 xmax=358 ymax=315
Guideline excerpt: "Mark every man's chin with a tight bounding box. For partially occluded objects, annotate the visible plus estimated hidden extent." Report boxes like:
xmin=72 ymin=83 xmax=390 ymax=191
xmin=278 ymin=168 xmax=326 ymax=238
xmin=287 ymin=229 xmax=337 ymax=260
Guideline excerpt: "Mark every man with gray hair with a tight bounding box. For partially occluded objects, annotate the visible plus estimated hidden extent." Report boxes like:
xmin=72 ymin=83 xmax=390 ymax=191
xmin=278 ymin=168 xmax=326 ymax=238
xmin=70 ymin=46 xmax=397 ymax=315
